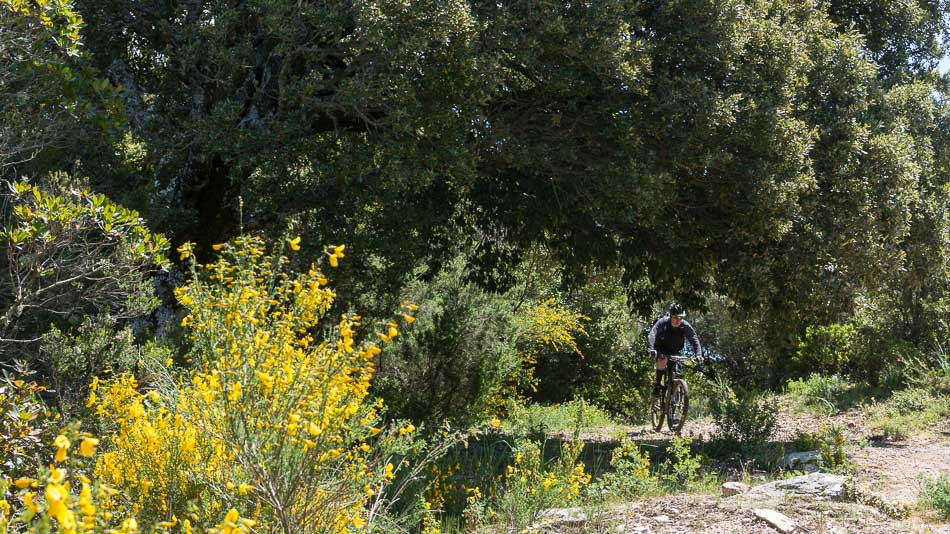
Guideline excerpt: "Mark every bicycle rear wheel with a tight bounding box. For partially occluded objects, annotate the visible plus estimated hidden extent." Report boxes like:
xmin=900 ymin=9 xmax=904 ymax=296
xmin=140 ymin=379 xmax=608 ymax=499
xmin=667 ymin=379 xmax=689 ymax=433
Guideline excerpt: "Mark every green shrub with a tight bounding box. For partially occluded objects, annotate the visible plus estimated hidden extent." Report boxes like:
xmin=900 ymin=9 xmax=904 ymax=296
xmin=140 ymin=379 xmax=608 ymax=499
xmin=888 ymin=388 xmax=935 ymax=414
xmin=661 ymin=436 xmax=715 ymax=492
xmin=923 ymin=473 xmax=950 ymax=520
xmin=374 ymin=261 xmax=522 ymax=425
xmin=865 ymin=388 xmax=950 ymax=439
xmin=790 ymin=425 xmax=848 ymax=472
xmin=786 ymin=373 xmax=855 ymax=413
xmin=532 ymin=269 xmax=650 ymax=419
xmin=818 ymin=425 xmax=849 ymax=472
xmin=589 ymin=438 xmax=657 ymax=500
xmin=40 ymin=317 xmax=173 ymax=419
xmin=791 ymin=430 xmax=823 ymax=452
xmin=0 ymin=372 xmax=55 ymax=478
xmin=792 ymin=323 xmax=858 ymax=377
xmin=710 ymin=387 xmax=777 ymax=453
xmin=0 ymin=178 xmax=169 ymax=362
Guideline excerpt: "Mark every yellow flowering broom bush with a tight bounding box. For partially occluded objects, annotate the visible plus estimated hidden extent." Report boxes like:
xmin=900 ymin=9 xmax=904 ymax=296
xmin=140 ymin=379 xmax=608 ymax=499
xmin=487 ymin=298 xmax=590 ymax=415
xmin=0 ymin=425 xmax=255 ymax=534
xmin=90 ymin=236 xmax=420 ymax=532
xmin=0 ymin=423 xmax=138 ymax=534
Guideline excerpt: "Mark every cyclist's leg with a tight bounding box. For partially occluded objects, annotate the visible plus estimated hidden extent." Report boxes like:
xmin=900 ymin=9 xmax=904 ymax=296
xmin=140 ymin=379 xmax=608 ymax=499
xmin=653 ymin=353 xmax=669 ymax=396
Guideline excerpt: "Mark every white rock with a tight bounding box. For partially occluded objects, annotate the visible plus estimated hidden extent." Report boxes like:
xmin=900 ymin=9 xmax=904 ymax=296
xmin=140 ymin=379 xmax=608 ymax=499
xmin=752 ymin=508 xmax=796 ymax=533
xmin=653 ymin=514 xmax=670 ymax=522
xmin=747 ymin=472 xmax=845 ymax=500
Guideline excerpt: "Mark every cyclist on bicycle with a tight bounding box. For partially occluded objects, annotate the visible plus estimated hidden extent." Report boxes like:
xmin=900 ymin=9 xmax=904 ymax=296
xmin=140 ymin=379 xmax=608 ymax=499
xmin=647 ymin=303 xmax=703 ymax=397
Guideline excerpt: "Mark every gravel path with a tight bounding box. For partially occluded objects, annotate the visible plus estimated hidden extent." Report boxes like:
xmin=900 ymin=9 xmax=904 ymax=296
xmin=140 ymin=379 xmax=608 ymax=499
xmin=534 ymin=400 xmax=950 ymax=533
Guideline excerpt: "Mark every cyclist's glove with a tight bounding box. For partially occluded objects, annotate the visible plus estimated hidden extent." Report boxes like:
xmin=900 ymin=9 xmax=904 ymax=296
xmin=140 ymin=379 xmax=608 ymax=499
xmin=648 ymin=349 xmax=657 ymax=357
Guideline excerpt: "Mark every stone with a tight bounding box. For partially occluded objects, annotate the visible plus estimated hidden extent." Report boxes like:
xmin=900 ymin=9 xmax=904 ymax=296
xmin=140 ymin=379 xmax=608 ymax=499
xmin=653 ymin=515 xmax=670 ymax=522
xmin=721 ymin=481 xmax=750 ymax=496
xmin=537 ymin=507 xmax=587 ymax=524
xmin=752 ymin=508 xmax=796 ymax=533
xmin=747 ymin=472 xmax=845 ymax=500
xmin=781 ymin=450 xmax=821 ymax=470
xmin=800 ymin=462 xmax=819 ymax=474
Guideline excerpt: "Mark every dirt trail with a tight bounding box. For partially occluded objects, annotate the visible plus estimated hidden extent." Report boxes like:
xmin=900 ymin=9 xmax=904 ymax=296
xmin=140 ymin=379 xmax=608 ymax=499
xmin=541 ymin=403 xmax=950 ymax=533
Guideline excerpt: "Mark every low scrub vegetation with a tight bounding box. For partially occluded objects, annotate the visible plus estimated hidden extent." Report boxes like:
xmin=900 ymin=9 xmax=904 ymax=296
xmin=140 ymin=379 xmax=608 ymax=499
xmin=922 ymin=473 xmax=950 ymax=521
xmin=865 ymin=388 xmax=950 ymax=440
xmin=501 ymin=398 xmax=618 ymax=436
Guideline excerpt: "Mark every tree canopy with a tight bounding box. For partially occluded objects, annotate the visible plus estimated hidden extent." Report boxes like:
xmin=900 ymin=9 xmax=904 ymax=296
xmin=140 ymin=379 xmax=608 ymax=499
xmin=5 ymin=0 xmax=950 ymax=341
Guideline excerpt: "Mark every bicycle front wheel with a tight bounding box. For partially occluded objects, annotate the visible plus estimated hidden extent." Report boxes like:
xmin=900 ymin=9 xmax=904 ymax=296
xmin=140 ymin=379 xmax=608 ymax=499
xmin=667 ymin=379 xmax=689 ymax=433
xmin=651 ymin=394 xmax=665 ymax=432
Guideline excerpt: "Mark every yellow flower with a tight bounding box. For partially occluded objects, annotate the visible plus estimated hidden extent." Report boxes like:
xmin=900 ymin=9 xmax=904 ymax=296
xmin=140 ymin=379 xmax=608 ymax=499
xmin=79 ymin=483 xmax=95 ymax=515
xmin=212 ymin=243 xmax=225 ymax=251
xmin=327 ymin=244 xmax=345 ymax=267
xmin=48 ymin=465 xmax=65 ymax=483
xmin=80 ymin=436 xmax=99 ymax=457
xmin=23 ymin=492 xmax=37 ymax=514
xmin=288 ymin=236 xmax=301 ymax=251
xmin=45 ymin=483 xmax=67 ymax=519
xmin=53 ymin=434 xmax=70 ymax=462
xmin=401 ymin=314 xmax=416 ymax=324
xmin=14 ymin=478 xmax=33 ymax=489
xmin=177 ymin=243 xmax=192 ymax=261
xmin=490 ymin=417 xmax=501 ymax=428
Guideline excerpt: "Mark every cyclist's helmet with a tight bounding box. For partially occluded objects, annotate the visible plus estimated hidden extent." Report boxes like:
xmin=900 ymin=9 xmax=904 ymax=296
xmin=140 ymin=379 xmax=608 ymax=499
xmin=669 ymin=302 xmax=686 ymax=318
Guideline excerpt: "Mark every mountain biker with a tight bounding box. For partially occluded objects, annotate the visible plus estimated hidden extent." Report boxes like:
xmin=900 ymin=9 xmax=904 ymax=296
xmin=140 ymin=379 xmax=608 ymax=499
xmin=647 ymin=303 xmax=702 ymax=397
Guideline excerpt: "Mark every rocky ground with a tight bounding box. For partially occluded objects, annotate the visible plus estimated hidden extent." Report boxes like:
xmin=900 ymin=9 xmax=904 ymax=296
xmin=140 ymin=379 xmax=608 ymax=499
xmin=539 ymin=402 xmax=950 ymax=533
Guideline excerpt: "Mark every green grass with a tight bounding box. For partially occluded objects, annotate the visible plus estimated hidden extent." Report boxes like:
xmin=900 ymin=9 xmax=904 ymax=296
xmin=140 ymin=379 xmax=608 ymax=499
xmin=864 ymin=388 xmax=950 ymax=440
xmin=501 ymin=398 xmax=620 ymax=436
xmin=785 ymin=373 xmax=881 ymax=414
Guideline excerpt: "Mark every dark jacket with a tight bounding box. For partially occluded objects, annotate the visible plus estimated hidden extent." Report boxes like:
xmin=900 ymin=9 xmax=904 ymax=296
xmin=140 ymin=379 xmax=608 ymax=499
xmin=647 ymin=315 xmax=702 ymax=357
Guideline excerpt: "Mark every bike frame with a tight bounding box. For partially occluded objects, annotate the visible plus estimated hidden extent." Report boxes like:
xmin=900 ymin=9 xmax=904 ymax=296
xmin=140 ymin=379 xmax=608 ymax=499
xmin=659 ymin=354 xmax=689 ymax=390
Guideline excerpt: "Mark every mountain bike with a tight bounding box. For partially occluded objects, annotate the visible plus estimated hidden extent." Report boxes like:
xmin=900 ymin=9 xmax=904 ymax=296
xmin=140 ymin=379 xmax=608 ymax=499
xmin=651 ymin=354 xmax=693 ymax=433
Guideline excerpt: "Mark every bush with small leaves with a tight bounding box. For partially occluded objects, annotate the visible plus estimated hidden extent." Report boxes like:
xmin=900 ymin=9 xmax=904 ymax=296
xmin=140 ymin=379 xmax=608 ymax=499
xmin=0 ymin=374 xmax=54 ymax=478
xmin=923 ymin=473 xmax=950 ymax=521
xmin=0 ymin=179 xmax=169 ymax=361
xmin=711 ymin=386 xmax=777 ymax=456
